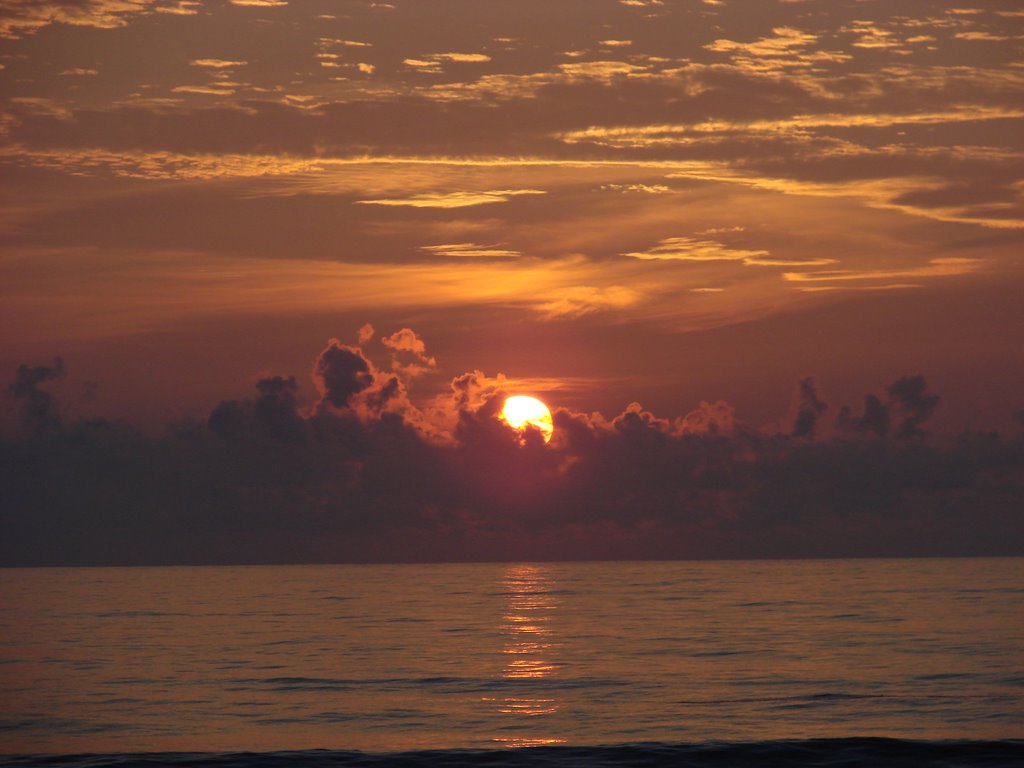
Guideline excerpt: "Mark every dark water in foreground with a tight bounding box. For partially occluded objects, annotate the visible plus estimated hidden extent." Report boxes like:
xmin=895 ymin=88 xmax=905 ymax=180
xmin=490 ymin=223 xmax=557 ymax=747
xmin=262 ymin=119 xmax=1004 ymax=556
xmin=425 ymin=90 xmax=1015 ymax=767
xmin=2 ymin=740 xmax=1024 ymax=768
xmin=1 ymin=559 xmax=1022 ymax=764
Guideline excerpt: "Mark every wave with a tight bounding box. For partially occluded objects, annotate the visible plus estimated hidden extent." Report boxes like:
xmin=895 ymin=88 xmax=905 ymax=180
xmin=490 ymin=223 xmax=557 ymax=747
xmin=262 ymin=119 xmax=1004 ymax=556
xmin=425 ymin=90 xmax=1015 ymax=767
xmin=3 ymin=739 xmax=1023 ymax=768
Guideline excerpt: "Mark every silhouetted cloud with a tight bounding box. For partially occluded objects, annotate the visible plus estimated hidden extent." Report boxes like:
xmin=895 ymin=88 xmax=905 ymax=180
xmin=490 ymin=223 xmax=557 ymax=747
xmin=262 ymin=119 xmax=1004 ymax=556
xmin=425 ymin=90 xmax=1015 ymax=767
xmin=678 ymin=400 xmax=736 ymax=436
xmin=887 ymin=374 xmax=940 ymax=440
xmin=837 ymin=393 xmax=891 ymax=438
xmin=208 ymin=375 xmax=305 ymax=442
xmin=313 ymin=340 xmax=375 ymax=409
xmin=835 ymin=375 xmax=939 ymax=440
xmin=791 ymin=377 xmax=827 ymax=438
xmin=6 ymin=356 xmax=64 ymax=433
xmin=356 ymin=190 xmax=545 ymax=208
xmin=3 ymin=337 xmax=1019 ymax=566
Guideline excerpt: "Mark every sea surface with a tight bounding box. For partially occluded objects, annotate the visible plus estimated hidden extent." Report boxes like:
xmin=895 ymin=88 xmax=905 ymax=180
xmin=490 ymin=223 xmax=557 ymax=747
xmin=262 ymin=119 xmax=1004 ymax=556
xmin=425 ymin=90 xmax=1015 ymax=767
xmin=1 ymin=559 xmax=1022 ymax=765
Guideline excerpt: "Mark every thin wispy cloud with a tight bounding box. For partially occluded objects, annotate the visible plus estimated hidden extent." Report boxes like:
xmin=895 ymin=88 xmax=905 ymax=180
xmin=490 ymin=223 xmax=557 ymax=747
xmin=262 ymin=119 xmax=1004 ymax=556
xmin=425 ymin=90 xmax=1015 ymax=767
xmin=624 ymin=237 xmax=771 ymax=264
xmin=190 ymin=59 xmax=247 ymax=68
xmin=783 ymin=258 xmax=983 ymax=283
xmin=705 ymin=26 xmax=818 ymax=56
xmin=356 ymin=190 xmax=546 ymax=208
xmin=421 ymin=243 xmax=522 ymax=258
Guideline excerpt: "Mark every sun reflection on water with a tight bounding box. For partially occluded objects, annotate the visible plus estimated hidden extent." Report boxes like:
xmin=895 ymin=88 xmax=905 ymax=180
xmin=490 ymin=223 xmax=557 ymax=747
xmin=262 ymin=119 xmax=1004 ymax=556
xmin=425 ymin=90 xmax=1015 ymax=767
xmin=487 ymin=563 xmax=566 ymax=747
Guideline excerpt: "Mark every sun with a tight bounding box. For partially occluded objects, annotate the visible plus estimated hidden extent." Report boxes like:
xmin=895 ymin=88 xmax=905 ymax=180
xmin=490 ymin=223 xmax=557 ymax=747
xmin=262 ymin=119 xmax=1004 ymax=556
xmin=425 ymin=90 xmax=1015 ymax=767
xmin=501 ymin=395 xmax=554 ymax=443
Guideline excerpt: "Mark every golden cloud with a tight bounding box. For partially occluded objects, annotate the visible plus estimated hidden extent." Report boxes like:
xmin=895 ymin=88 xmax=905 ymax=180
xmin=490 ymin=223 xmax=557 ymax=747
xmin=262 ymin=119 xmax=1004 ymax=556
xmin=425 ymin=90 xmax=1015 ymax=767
xmin=783 ymin=257 xmax=983 ymax=283
xmin=421 ymin=243 xmax=522 ymax=258
xmin=623 ymin=236 xmax=770 ymax=263
xmin=356 ymin=189 xmax=546 ymax=208
xmin=190 ymin=59 xmax=247 ymax=68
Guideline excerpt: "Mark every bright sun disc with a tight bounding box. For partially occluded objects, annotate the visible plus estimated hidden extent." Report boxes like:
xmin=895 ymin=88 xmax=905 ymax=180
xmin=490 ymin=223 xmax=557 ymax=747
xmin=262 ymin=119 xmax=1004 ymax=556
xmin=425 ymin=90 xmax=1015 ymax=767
xmin=501 ymin=395 xmax=554 ymax=443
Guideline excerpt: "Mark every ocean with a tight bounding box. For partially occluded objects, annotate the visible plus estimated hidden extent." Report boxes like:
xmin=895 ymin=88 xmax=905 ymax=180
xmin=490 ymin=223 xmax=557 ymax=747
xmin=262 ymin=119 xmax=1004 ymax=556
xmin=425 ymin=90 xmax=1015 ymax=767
xmin=1 ymin=559 xmax=1021 ymax=766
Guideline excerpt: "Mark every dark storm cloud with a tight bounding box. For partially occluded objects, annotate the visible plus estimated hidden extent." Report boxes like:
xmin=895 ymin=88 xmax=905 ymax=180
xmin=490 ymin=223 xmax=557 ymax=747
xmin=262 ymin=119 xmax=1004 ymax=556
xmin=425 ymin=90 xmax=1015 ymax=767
xmin=312 ymin=340 xmax=375 ymax=409
xmin=835 ymin=374 xmax=939 ymax=440
xmin=791 ymin=377 xmax=827 ymax=438
xmin=2 ymin=340 xmax=1022 ymax=566
xmin=837 ymin=393 xmax=891 ymax=438
xmin=6 ymin=356 xmax=64 ymax=433
xmin=209 ymin=374 xmax=306 ymax=442
xmin=887 ymin=374 xmax=940 ymax=440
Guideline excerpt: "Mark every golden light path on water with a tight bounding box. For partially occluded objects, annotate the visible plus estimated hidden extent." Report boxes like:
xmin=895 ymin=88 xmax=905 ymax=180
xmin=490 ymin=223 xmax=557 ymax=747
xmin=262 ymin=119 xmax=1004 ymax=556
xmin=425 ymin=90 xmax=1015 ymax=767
xmin=2 ymin=561 xmax=1023 ymax=753
xmin=487 ymin=564 xmax=565 ymax=747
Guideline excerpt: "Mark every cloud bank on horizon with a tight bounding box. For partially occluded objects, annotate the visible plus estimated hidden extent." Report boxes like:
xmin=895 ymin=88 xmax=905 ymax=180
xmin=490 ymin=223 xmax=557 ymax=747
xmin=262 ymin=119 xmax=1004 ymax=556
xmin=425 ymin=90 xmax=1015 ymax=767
xmin=3 ymin=329 xmax=1022 ymax=565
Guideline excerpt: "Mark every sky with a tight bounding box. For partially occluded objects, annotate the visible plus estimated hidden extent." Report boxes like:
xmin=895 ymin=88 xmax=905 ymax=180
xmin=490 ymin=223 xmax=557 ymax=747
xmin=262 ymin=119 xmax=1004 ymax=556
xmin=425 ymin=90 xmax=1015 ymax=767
xmin=1 ymin=0 xmax=1023 ymax=564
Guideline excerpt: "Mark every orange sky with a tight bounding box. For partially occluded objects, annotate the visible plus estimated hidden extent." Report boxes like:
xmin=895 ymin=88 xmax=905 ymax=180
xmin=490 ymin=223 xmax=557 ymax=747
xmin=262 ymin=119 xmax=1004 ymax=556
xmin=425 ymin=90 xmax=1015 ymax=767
xmin=1 ymin=0 xmax=1023 ymax=433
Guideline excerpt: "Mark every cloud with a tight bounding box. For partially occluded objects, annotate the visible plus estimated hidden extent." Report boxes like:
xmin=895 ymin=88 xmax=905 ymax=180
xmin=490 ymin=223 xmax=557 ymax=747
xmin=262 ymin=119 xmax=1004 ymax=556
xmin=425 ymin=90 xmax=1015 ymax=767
xmin=783 ymin=258 xmax=983 ymax=283
xmin=743 ymin=257 xmax=837 ymax=267
xmin=843 ymin=23 xmax=902 ymax=51
xmin=209 ymin=374 xmax=305 ymax=442
xmin=705 ymin=26 xmax=818 ymax=57
xmin=356 ymin=190 xmax=546 ymax=208
xmin=404 ymin=52 xmax=490 ymax=73
xmin=558 ymin=107 xmax=1024 ymax=149
xmin=381 ymin=328 xmax=430 ymax=357
xmin=381 ymin=327 xmax=437 ymax=379
xmin=190 ymin=59 xmax=248 ymax=69
xmin=887 ymin=375 xmax=940 ymax=440
xmin=0 ymin=0 xmax=152 ymax=38
xmin=558 ymin=61 xmax=647 ymax=79
xmin=421 ymin=243 xmax=521 ymax=258
xmin=309 ymin=337 xmax=428 ymax=430
xmin=677 ymin=400 xmax=736 ymax=436
xmin=312 ymin=340 xmax=376 ymax=410
xmin=404 ymin=58 xmax=440 ymax=72
xmin=154 ymin=1 xmax=199 ymax=15
xmin=6 ymin=356 xmax=64 ymax=433
xmin=623 ymin=236 xmax=771 ymax=263
xmin=535 ymin=285 xmax=640 ymax=319
xmin=791 ymin=377 xmax=827 ymax=438
xmin=449 ymin=369 xmax=506 ymax=413
xmin=600 ymin=183 xmax=671 ymax=194
xmin=171 ymin=85 xmax=236 ymax=96
xmin=428 ymin=52 xmax=491 ymax=63
xmin=953 ymin=32 xmax=1015 ymax=42
xmin=835 ymin=375 xmax=939 ymax=440
xmin=2 ymin=341 xmax=1023 ymax=565
xmin=793 ymin=284 xmax=926 ymax=293
xmin=837 ymin=393 xmax=890 ymax=438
